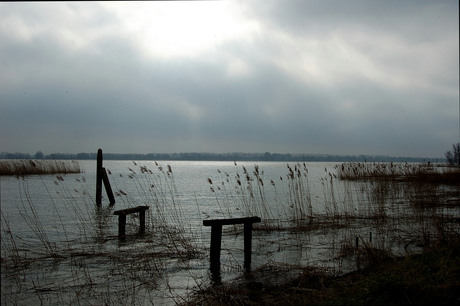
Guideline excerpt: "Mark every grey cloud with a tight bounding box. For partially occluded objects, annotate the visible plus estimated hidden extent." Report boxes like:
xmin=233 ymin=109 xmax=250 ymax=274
xmin=241 ymin=0 xmax=457 ymax=40
xmin=0 ymin=1 xmax=458 ymax=157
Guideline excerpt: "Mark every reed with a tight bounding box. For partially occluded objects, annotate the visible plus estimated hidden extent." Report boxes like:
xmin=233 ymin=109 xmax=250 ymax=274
xmin=2 ymin=161 xmax=459 ymax=305
xmin=205 ymin=162 xmax=314 ymax=232
xmin=0 ymin=159 xmax=82 ymax=176
xmin=185 ymin=237 xmax=460 ymax=305
xmin=1 ymin=161 xmax=207 ymax=305
xmin=335 ymin=161 xmax=460 ymax=184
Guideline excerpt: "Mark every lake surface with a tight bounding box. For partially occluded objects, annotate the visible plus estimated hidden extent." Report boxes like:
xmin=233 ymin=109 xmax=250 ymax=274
xmin=1 ymin=160 xmax=458 ymax=305
xmin=1 ymin=160 xmax=340 ymax=240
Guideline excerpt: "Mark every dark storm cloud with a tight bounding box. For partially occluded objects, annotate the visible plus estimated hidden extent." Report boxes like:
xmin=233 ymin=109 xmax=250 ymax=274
xmin=0 ymin=1 xmax=458 ymax=157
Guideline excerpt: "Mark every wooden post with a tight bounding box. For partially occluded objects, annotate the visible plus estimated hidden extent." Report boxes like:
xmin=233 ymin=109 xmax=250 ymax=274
xmin=244 ymin=221 xmax=253 ymax=271
xmin=210 ymin=224 xmax=223 ymax=270
xmin=96 ymin=149 xmax=103 ymax=206
xmin=118 ymin=214 xmax=126 ymax=237
xmin=102 ymin=167 xmax=115 ymax=205
xmin=139 ymin=209 xmax=146 ymax=233
xmin=96 ymin=148 xmax=115 ymax=206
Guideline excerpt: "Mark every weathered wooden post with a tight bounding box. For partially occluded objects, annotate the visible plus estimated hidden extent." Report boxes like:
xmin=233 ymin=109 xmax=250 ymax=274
xmin=139 ymin=208 xmax=146 ymax=233
xmin=102 ymin=167 xmax=115 ymax=205
xmin=244 ymin=221 xmax=253 ymax=271
xmin=118 ymin=214 xmax=127 ymax=236
xmin=96 ymin=149 xmax=115 ymax=206
xmin=96 ymin=149 xmax=103 ymax=206
xmin=209 ymin=224 xmax=223 ymax=270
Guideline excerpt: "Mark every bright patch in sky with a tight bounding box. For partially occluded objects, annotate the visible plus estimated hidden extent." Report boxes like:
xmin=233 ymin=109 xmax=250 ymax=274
xmin=101 ymin=2 xmax=255 ymax=59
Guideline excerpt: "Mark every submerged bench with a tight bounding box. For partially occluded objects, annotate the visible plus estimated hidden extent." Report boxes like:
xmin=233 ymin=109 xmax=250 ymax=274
xmin=114 ymin=206 xmax=149 ymax=237
xmin=203 ymin=216 xmax=261 ymax=271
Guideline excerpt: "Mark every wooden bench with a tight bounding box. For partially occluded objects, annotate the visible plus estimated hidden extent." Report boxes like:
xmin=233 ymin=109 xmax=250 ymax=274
xmin=114 ymin=206 xmax=149 ymax=237
xmin=203 ymin=216 xmax=261 ymax=271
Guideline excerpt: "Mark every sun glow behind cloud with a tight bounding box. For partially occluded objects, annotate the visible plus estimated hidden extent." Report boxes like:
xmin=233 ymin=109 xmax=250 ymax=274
xmin=100 ymin=2 xmax=257 ymax=60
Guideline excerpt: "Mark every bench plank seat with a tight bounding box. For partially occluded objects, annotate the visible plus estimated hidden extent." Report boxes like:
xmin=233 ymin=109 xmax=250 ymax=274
xmin=114 ymin=206 xmax=149 ymax=215
xmin=203 ymin=216 xmax=261 ymax=226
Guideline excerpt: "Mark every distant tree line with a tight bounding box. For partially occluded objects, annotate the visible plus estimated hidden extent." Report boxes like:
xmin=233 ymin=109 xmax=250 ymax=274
xmin=0 ymin=151 xmax=442 ymax=163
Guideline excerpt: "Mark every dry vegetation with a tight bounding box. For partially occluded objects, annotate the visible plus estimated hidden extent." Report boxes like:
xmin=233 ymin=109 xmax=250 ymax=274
xmin=336 ymin=161 xmax=460 ymax=185
xmin=0 ymin=159 xmax=82 ymax=176
xmin=186 ymin=162 xmax=460 ymax=305
xmin=1 ymin=161 xmax=460 ymax=305
xmin=1 ymin=162 xmax=203 ymax=305
xmin=185 ymin=237 xmax=460 ymax=305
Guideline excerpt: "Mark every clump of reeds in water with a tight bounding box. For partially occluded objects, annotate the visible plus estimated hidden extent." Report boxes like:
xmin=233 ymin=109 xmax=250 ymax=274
xmin=205 ymin=162 xmax=313 ymax=232
xmin=335 ymin=162 xmax=460 ymax=185
xmin=115 ymin=161 xmax=201 ymax=257
xmin=0 ymin=159 xmax=82 ymax=176
xmin=1 ymin=162 xmax=204 ymax=305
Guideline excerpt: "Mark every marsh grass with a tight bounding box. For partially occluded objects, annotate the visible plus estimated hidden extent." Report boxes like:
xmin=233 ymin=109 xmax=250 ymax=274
xmin=203 ymin=161 xmax=459 ymax=261
xmin=1 ymin=162 xmax=207 ymax=305
xmin=206 ymin=163 xmax=314 ymax=233
xmin=185 ymin=161 xmax=460 ymax=304
xmin=0 ymin=159 xmax=82 ymax=176
xmin=185 ymin=237 xmax=460 ymax=306
xmin=2 ymin=161 xmax=460 ymax=305
xmin=336 ymin=161 xmax=460 ymax=184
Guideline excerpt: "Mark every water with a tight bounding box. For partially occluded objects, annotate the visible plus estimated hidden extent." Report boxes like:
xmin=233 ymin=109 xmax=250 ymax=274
xmin=1 ymin=160 xmax=459 ymax=305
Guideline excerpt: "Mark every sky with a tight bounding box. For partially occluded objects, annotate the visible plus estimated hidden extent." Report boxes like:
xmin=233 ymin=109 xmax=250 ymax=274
xmin=1 ymin=1 xmax=458 ymax=158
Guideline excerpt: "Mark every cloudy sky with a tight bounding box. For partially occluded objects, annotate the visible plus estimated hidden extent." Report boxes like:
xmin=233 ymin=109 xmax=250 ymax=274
xmin=1 ymin=1 xmax=458 ymax=158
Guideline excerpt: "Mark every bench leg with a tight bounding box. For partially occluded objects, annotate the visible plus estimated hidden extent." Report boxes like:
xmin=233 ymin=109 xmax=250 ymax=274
xmin=139 ymin=211 xmax=146 ymax=233
xmin=244 ymin=222 xmax=253 ymax=271
xmin=118 ymin=214 xmax=126 ymax=237
xmin=210 ymin=224 xmax=222 ymax=270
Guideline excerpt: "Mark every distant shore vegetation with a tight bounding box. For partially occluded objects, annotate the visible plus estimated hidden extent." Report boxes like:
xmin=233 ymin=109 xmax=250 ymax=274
xmin=0 ymin=159 xmax=82 ymax=176
xmin=0 ymin=151 xmax=443 ymax=163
